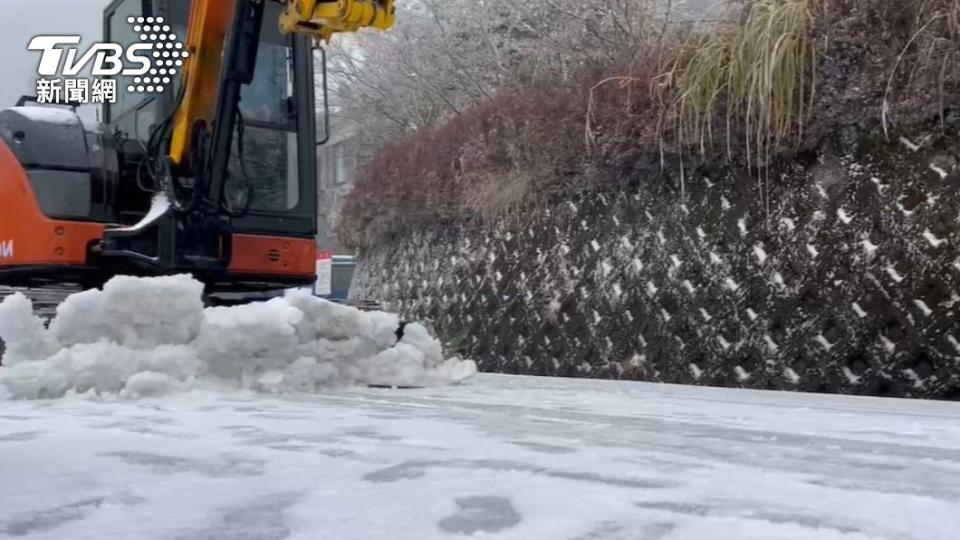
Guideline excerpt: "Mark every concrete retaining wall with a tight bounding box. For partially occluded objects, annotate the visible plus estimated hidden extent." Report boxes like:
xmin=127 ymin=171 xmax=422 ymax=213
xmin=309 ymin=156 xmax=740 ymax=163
xmin=354 ymin=128 xmax=960 ymax=399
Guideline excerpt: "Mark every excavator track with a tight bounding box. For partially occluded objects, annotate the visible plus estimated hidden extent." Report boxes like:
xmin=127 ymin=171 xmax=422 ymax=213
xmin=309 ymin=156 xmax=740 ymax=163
xmin=0 ymin=286 xmax=76 ymax=318
xmin=0 ymin=286 xmax=78 ymax=365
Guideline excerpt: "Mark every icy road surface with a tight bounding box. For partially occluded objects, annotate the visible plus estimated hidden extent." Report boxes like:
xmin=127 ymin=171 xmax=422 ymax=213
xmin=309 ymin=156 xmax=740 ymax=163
xmin=2 ymin=375 xmax=959 ymax=540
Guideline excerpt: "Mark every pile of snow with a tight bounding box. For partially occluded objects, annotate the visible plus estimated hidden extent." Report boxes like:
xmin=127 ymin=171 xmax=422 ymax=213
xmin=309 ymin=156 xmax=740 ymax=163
xmin=0 ymin=275 xmax=476 ymax=399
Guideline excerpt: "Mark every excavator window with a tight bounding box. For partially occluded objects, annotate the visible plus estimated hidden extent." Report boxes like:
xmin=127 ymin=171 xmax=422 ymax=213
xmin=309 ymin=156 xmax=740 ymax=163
xmin=224 ymin=0 xmax=317 ymax=231
xmin=104 ymin=0 xmax=157 ymax=138
xmin=226 ymin=17 xmax=301 ymax=214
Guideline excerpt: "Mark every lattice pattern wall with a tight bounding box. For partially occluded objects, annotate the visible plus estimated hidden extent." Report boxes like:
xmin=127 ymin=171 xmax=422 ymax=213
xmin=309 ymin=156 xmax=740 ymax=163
xmin=354 ymin=134 xmax=960 ymax=399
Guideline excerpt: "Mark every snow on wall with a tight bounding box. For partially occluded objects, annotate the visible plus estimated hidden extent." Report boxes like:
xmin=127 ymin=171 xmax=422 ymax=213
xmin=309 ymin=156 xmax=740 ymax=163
xmin=0 ymin=275 xmax=476 ymax=399
xmin=353 ymin=132 xmax=960 ymax=399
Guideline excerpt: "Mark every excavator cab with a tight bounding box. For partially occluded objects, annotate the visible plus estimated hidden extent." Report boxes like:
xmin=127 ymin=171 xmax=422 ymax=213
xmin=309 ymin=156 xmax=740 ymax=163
xmin=97 ymin=0 xmax=321 ymax=292
xmin=105 ymin=0 xmax=319 ymax=228
xmin=0 ymin=0 xmax=391 ymax=293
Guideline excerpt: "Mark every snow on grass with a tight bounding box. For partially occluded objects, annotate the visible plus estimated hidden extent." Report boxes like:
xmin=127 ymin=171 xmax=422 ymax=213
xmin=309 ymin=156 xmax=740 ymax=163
xmin=753 ymin=244 xmax=768 ymax=265
xmin=929 ymin=163 xmax=949 ymax=179
xmin=885 ymin=265 xmax=905 ymax=283
xmin=899 ymin=136 xmax=920 ymax=152
xmin=948 ymin=335 xmax=960 ymax=354
xmin=913 ymin=299 xmax=933 ymax=317
xmin=923 ymin=229 xmax=947 ymax=248
xmin=842 ymin=366 xmax=861 ymax=385
xmin=837 ymin=207 xmax=854 ymax=224
xmin=688 ymin=363 xmax=703 ymax=379
xmin=609 ymin=282 xmax=623 ymax=300
xmin=0 ymin=275 xmax=476 ymax=399
xmin=880 ymin=335 xmax=897 ymax=354
xmin=724 ymin=277 xmax=739 ymax=292
xmin=734 ymin=365 xmax=750 ymax=382
xmin=870 ymin=176 xmax=890 ymax=195
xmin=814 ymin=334 xmax=833 ymax=351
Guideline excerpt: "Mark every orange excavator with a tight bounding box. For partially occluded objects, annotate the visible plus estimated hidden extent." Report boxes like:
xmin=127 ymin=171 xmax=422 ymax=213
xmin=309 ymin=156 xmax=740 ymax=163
xmin=0 ymin=0 xmax=392 ymax=294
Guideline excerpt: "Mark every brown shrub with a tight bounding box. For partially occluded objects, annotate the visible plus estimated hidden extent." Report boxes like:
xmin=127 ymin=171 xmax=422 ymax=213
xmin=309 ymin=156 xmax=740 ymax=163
xmin=338 ymin=58 xmax=659 ymax=249
xmin=339 ymin=0 xmax=960 ymax=250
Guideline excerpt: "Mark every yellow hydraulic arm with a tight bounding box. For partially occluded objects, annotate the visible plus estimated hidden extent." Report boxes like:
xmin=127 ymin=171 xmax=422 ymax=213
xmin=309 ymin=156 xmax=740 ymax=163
xmin=280 ymin=0 xmax=395 ymax=42
xmin=169 ymin=0 xmax=395 ymax=172
xmin=169 ymin=0 xmax=235 ymax=170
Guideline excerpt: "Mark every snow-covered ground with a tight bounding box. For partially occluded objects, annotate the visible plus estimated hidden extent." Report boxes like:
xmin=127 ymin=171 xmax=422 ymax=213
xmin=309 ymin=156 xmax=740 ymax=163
xmin=1 ymin=276 xmax=958 ymax=538
xmin=2 ymin=375 xmax=959 ymax=540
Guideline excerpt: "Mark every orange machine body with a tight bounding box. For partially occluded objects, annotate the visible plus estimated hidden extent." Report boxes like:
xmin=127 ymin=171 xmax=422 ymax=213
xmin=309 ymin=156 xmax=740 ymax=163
xmin=0 ymin=139 xmax=104 ymax=270
xmin=0 ymin=138 xmax=316 ymax=284
xmin=230 ymin=235 xmax=317 ymax=277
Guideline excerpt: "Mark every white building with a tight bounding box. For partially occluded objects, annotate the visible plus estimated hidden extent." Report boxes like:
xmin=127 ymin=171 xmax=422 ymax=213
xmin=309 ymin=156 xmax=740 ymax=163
xmin=315 ymin=116 xmax=358 ymax=253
